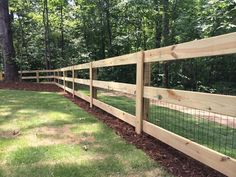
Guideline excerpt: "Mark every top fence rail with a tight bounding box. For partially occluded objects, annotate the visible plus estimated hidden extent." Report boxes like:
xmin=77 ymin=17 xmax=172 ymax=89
xmin=57 ymin=32 xmax=236 ymax=71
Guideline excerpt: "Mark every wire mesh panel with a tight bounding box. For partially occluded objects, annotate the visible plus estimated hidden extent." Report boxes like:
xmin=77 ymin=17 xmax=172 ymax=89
xmin=96 ymin=88 xmax=136 ymax=116
xmin=147 ymin=96 xmax=236 ymax=159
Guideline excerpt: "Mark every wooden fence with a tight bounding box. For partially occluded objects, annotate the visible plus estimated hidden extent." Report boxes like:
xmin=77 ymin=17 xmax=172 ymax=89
xmin=20 ymin=32 xmax=236 ymax=176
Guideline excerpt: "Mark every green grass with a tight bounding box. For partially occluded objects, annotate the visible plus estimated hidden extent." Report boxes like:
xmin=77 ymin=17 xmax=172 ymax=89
xmin=0 ymin=89 xmax=170 ymax=177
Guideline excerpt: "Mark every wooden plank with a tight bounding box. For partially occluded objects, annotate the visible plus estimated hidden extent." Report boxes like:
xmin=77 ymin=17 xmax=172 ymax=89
xmin=39 ymin=76 xmax=54 ymax=79
xmin=135 ymin=51 xmax=144 ymax=134
xmin=92 ymin=52 xmax=139 ymax=68
xmin=21 ymin=70 xmax=54 ymax=73
xmin=64 ymin=86 xmax=73 ymax=94
xmin=142 ymin=120 xmax=236 ymax=177
xmin=144 ymin=86 xmax=236 ymax=117
xmin=73 ymin=63 xmax=90 ymax=70
xmin=55 ymin=82 xmax=64 ymax=89
xmin=20 ymin=71 xmax=37 ymax=74
xmin=74 ymin=78 xmax=90 ymax=86
xmin=21 ymin=76 xmax=37 ymax=80
xmin=144 ymin=32 xmax=236 ymax=63
xmin=93 ymin=80 xmax=136 ymax=95
xmin=38 ymin=70 xmax=55 ymax=73
xmin=74 ymin=91 xmax=90 ymax=102
xmin=63 ymin=77 xmax=73 ymax=82
xmin=61 ymin=66 xmax=73 ymax=71
xmin=54 ymin=76 xmax=64 ymax=80
xmin=93 ymin=98 xmax=136 ymax=127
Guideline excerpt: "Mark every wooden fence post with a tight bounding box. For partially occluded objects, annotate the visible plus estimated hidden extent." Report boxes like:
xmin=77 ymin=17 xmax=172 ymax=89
xmin=36 ymin=71 xmax=39 ymax=83
xmin=72 ymin=66 xmax=75 ymax=98
xmin=135 ymin=51 xmax=144 ymax=134
xmin=53 ymin=70 xmax=56 ymax=83
xmin=57 ymin=71 xmax=59 ymax=84
xmin=63 ymin=70 xmax=65 ymax=92
xmin=92 ymin=68 xmax=97 ymax=99
xmin=143 ymin=63 xmax=151 ymax=121
xmin=20 ymin=70 xmax=22 ymax=81
xmin=89 ymin=62 xmax=93 ymax=108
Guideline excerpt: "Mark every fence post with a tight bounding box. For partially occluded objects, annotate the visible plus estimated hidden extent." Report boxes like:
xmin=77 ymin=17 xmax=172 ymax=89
xmin=20 ymin=71 xmax=22 ymax=81
xmin=36 ymin=71 xmax=39 ymax=83
xmin=92 ymin=68 xmax=97 ymax=99
xmin=89 ymin=62 xmax=93 ymax=108
xmin=63 ymin=70 xmax=65 ymax=92
xmin=53 ymin=70 xmax=56 ymax=83
xmin=135 ymin=51 xmax=144 ymax=134
xmin=72 ymin=66 xmax=75 ymax=98
xmin=57 ymin=71 xmax=59 ymax=84
xmin=143 ymin=63 xmax=151 ymax=121
xmin=0 ymin=71 xmax=2 ymax=81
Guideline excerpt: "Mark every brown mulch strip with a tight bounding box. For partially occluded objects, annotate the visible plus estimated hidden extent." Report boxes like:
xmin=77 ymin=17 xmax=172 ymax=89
xmin=0 ymin=82 xmax=225 ymax=177
xmin=0 ymin=81 xmax=61 ymax=92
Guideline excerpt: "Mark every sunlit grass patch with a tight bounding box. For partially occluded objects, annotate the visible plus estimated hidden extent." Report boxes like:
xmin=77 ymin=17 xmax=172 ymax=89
xmin=0 ymin=89 xmax=170 ymax=177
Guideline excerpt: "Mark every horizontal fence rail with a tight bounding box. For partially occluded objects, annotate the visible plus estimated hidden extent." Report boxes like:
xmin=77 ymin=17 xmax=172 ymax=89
xmin=18 ymin=32 xmax=236 ymax=176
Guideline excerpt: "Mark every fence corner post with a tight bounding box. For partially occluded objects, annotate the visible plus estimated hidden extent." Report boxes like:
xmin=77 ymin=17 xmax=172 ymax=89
xmin=135 ymin=51 xmax=145 ymax=134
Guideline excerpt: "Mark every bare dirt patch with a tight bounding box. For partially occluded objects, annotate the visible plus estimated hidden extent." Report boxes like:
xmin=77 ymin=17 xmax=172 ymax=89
xmin=0 ymin=130 xmax=21 ymax=138
xmin=27 ymin=125 xmax=95 ymax=146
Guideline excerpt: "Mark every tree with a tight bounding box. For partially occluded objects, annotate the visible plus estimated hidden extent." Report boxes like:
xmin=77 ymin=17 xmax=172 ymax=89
xmin=43 ymin=0 xmax=51 ymax=69
xmin=0 ymin=0 xmax=18 ymax=81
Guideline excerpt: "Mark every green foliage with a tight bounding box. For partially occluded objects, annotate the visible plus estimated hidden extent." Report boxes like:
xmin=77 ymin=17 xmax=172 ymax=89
xmin=1 ymin=0 xmax=235 ymax=93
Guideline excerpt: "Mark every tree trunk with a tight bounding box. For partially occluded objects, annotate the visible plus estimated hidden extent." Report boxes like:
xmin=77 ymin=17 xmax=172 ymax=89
xmin=60 ymin=0 xmax=64 ymax=61
xmin=0 ymin=0 xmax=18 ymax=81
xmin=105 ymin=0 xmax=113 ymax=57
xmin=43 ymin=0 xmax=51 ymax=70
xmin=162 ymin=0 xmax=170 ymax=88
xmin=154 ymin=0 xmax=162 ymax=48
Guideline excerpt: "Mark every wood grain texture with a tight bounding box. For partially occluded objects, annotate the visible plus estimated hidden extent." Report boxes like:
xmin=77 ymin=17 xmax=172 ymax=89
xmin=93 ymin=80 xmax=136 ymax=95
xmin=144 ymin=86 xmax=236 ymax=117
xmin=144 ymin=32 xmax=236 ymax=63
xmin=93 ymin=98 xmax=136 ymax=127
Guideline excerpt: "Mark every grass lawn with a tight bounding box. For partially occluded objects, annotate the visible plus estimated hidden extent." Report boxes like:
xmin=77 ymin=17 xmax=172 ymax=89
xmin=0 ymin=89 xmax=170 ymax=177
xmin=76 ymin=87 xmax=236 ymax=159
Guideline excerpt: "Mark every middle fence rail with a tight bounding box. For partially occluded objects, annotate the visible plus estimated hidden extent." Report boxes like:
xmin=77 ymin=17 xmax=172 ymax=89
xmin=21 ymin=32 xmax=236 ymax=177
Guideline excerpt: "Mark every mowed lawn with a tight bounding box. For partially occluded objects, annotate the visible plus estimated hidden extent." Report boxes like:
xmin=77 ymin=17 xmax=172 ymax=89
xmin=0 ymin=89 xmax=170 ymax=177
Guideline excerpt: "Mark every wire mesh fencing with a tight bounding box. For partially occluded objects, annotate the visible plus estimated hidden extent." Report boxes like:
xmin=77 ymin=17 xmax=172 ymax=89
xmin=147 ymin=98 xmax=236 ymax=159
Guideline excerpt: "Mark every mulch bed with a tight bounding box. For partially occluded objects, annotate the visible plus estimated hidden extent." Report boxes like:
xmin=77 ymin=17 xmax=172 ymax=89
xmin=0 ymin=81 xmax=61 ymax=92
xmin=0 ymin=82 xmax=225 ymax=177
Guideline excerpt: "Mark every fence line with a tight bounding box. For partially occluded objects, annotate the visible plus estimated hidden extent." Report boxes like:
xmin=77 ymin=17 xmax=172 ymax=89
xmin=16 ymin=32 xmax=236 ymax=176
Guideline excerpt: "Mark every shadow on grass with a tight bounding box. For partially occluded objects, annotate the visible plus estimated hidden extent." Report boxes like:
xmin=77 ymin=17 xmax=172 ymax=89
xmin=8 ymin=160 xmax=125 ymax=177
